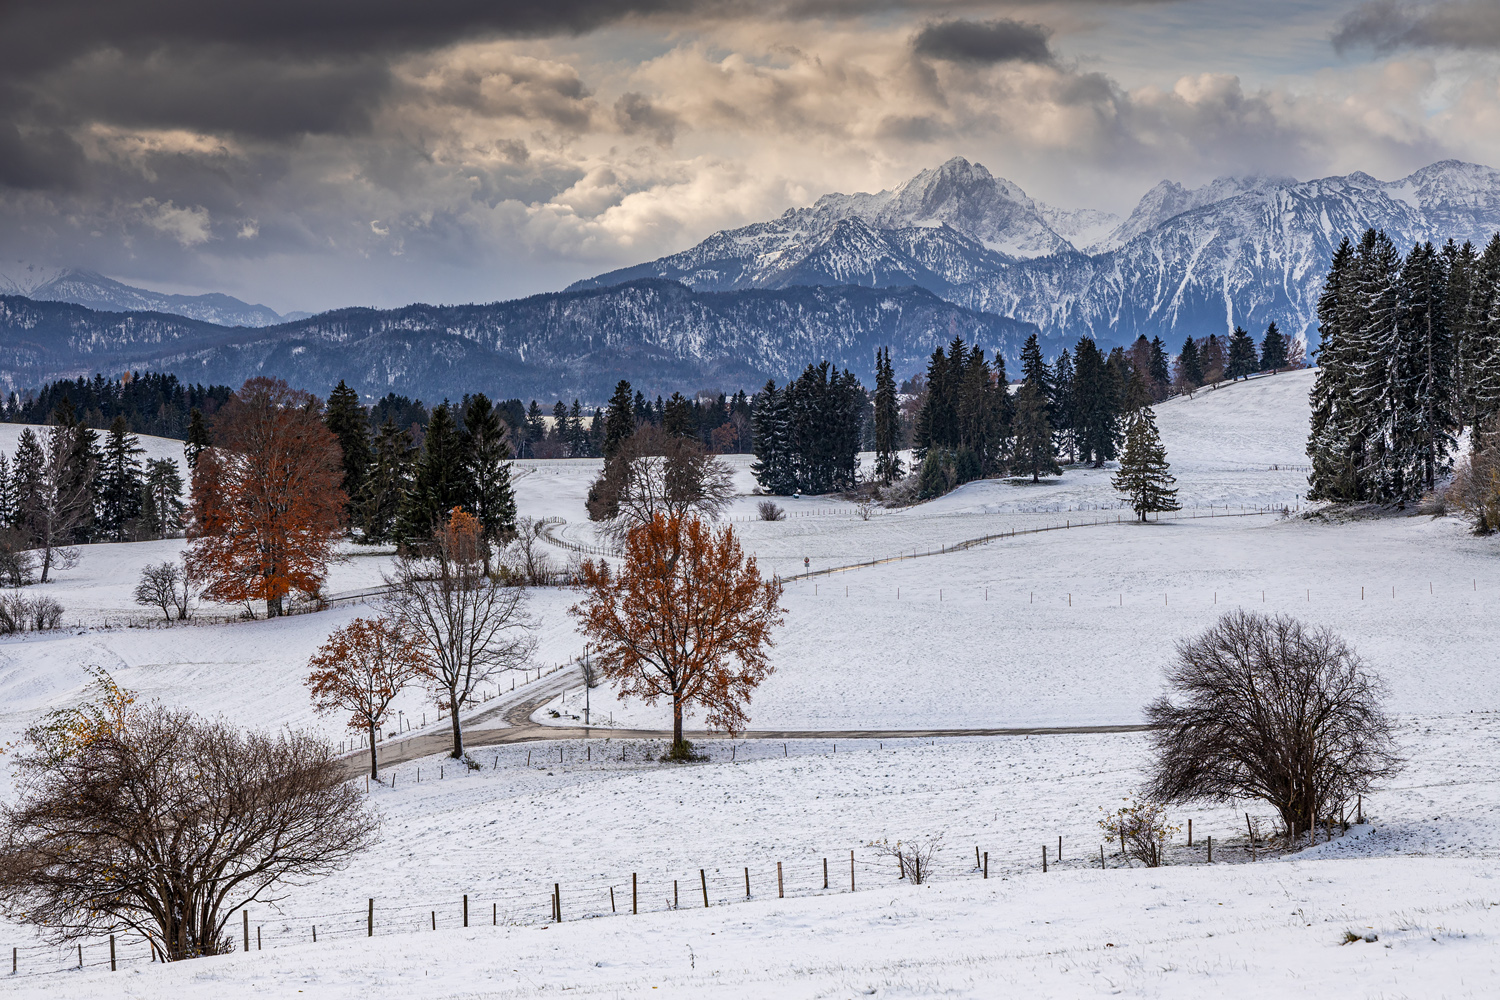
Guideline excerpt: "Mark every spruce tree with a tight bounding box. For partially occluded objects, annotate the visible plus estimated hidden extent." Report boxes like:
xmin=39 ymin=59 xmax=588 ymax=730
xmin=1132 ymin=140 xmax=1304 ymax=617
xmin=396 ymin=402 xmax=465 ymax=541
xmin=142 ymin=458 xmax=186 ymax=538
xmin=1148 ymin=336 xmax=1171 ymax=399
xmin=459 ymin=394 xmax=517 ymax=556
xmin=1052 ymin=348 xmax=1075 ymax=461
xmin=1020 ymin=333 xmax=1053 ymax=402
xmin=0 ymin=453 xmax=13 ymax=529
xmin=185 ymin=407 xmax=211 ymax=469
xmin=1467 ymin=233 xmax=1500 ymax=428
xmin=1011 ymin=381 xmax=1060 ymax=482
xmin=96 ymin=415 xmax=145 ymax=541
xmin=873 ymin=347 xmax=903 ymax=483
xmin=751 ymin=380 xmax=795 ymax=495
xmin=1072 ymin=337 xmax=1120 ymax=468
xmin=1112 ymin=408 xmax=1180 ymax=521
xmin=1200 ymin=334 xmax=1226 ymax=383
xmin=12 ymin=429 xmax=44 ymax=543
xmin=663 ymin=393 xmax=694 ymax=438
xmin=361 ymin=419 xmax=415 ymax=543
xmin=324 ymin=380 xmax=373 ymax=527
xmin=1444 ymin=239 xmax=1478 ymax=430
xmin=603 ymin=380 xmax=636 ymax=459
xmin=1259 ymin=321 xmax=1289 ymax=372
xmin=1176 ymin=335 xmax=1204 ymax=390
xmin=1226 ymin=326 xmax=1258 ymax=380
xmin=1402 ymin=241 xmax=1457 ymax=491
xmin=1308 ymin=237 xmax=1358 ymax=500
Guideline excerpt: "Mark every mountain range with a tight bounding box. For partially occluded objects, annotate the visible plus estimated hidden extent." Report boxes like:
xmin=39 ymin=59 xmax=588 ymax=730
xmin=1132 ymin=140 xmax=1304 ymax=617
xmin=0 ymin=265 xmax=297 ymax=327
xmin=0 ymin=281 xmax=1032 ymax=403
xmin=575 ymin=157 xmax=1500 ymax=352
xmin=4 ymin=156 xmax=1500 ymax=403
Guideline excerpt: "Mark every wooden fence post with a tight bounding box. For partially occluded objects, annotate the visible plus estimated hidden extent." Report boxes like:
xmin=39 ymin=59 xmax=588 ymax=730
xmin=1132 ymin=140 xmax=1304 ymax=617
xmin=777 ymin=862 xmax=784 ymax=898
xmin=701 ymin=870 xmax=709 ymax=908
xmin=983 ymin=852 xmax=988 ymax=879
xmin=368 ymin=898 xmax=374 ymax=937
xmin=633 ymin=873 xmax=638 ymax=914
xmin=257 ymin=927 xmax=261 ymax=950
xmin=463 ymin=894 xmax=469 ymax=927
xmin=610 ymin=888 xmax=616 ymax=913
xmin=674 ymin=880 xmax=679 ymax=909
xmin=823 ymin=858 xmax=829 ymax=889
xmin=110 ymin=935 xmax=116 ymax=972
xmin=1188 ymin=819 xmax=1192 ymax=846
xmin=1042 ymin=846 xmax=1047 ymax=873
xmin=1207 ymin=835 xmax=1212 ymax=863
xmin=243 ymin=909 xmax=249 ymax=953
xmin=850 ymin=850 xmax=855 ymax=891
xmin=555 ymin=883 xmax=562 ymax=922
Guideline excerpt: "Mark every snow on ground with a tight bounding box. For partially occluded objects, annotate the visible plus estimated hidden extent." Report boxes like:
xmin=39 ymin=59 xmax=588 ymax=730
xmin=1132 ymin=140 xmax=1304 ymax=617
xmin=6 ymin=368 xmax=1500 ymax=996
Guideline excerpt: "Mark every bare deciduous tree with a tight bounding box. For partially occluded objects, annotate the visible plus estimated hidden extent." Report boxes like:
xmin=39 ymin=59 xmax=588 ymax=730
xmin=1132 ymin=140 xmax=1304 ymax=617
xmin=0 ymin=703 xmax=376 ymax=961
xmin=1145 ymin=611 xmax=1402 ymax=840
xmin=385 ymin=508 xmax=536 ymax=761
xmin=587 ymin=426 xmax=734 ymax=536
xmin=757 ymin=500 xmax=786 ymax=521
xmin=133 ymin=560 xmax=197 ymax=623
xmin=505 ymin=516 xmax=557 ymax=586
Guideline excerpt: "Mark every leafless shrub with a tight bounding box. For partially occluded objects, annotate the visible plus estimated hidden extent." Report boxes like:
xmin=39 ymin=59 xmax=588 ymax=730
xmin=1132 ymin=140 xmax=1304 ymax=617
xmin=874 ymin=834 xmax=943 ymax=884
xmin=503 ymin=517 xmax=558 ymax=586
xmin=855 ymin=500 xmax=875 ymax=521
xmin=0 ymin=594 xmax=64 ymax=633
xmin=1099 ymin=798 xmax=1178 ymax=867
xmin=1445 ymin=421 xmax=1500 ymax=532
xmin=0 ymin=528 xmax=36 ymax=587
xmin=1145 ymin=611 xmax=1402 ymax=840
xmin=0 ymin=703 xmax=377 ymax=960
xmin=757 ymin=500 xmax=785 ymax=521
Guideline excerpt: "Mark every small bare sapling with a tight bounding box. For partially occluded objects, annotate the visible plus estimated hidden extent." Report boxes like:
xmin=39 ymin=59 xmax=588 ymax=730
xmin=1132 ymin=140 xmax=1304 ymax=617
xmin=1099 ymin=799 xmax=1178 ymax=867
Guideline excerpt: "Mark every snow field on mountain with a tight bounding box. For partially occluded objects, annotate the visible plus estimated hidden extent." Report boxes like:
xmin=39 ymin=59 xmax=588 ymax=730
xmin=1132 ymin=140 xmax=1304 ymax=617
xmin=8 ymin=712 xmax=1500 ymax=997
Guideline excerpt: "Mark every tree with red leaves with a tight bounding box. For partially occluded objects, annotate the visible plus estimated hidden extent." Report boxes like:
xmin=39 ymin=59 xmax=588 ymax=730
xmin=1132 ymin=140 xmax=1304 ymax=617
xmin=187 ymin=378 xmax=346 ymax=617
xmin=307 ymin=616 xmax=430 ymax=779
xmin=572 ymin=514 xmax=785 ymax=759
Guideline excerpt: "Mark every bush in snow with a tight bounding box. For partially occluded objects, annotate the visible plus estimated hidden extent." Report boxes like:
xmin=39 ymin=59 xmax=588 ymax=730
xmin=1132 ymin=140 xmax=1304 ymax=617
xmin=1444 ymin=419 xmax=1500 ymax=533
xmin=757 ymin=500 xmax=785 ymax=521
xmin=1145 ymin=610 xmax=1401 ymax=842
xmin=875 ymin=834 xmax=943 ymax=884
xmin=0 ymin=594 xmax=64 ymax=633
xmin=1099 ymin=799 xmax=1177 ymax=867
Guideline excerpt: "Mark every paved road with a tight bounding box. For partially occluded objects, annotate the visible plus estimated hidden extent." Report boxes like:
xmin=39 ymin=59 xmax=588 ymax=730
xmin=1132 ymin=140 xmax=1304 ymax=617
xmin=349 ymin=664 xmax=1153 ymax=777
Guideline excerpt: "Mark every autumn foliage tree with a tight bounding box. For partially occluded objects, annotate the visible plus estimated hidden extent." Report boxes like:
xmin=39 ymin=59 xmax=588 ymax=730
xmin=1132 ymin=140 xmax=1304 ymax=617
xmin=572 ymin=514 xmax=785 ymax=759
xmin=307 ymin=617 xmax=429 ymax=779
xmin=187 ymin=378 xmax=346 ymax=617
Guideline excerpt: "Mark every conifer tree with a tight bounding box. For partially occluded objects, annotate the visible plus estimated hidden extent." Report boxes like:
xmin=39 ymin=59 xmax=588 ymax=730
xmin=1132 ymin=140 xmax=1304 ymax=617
xmin=460 ymin=394 xmax=517 ymax=556
xmin=0 ymin=453 xmax=13 ymax=529
xmin=395 ymin=402 xmax=464 ymax=541
xmin=1467 ymin=234 xmax=1500 ymax=428
xmin=914 ymin=342 xmax=957 ymax=457
xmin=1148 ymin=336 xmax=1171 ymax=397
xmin=1402 ymin=241 xmax=1457 ymax=491
xmin=96 ymin=415 xmax=145 ymax=541
xmin=1259 ymin=321 xmax=1289 ymax=372
xmin=185 ymin=407 xmax=210 ymax=469
xmin=1444 ymin=239 xmax=1478 ymax=429
xmin=873 ymin=347 xmax=903 ymax=483
xmin=1112 ymin=408 xmax=1180 ymax=521
xmin=750 ymin=380 xmax=794 ymax=495
xmin=141 ymin=458 xmax=186 ymax=538
xmin=1175 ymin=336 xmax=1204 ymax=391
xmin=324 ymin=380 xmax=372 ymax=527
xmin=1308 ymin=237 xmax=1359 ymax=500
xmin=1200 ymin=334 xmax=1226 ymax=383
xmin=1072 ymin=337 xmax=1121 ymax=468
xmin=663 ymin=393 xmax=694 ymax=438
xmin=1011 ymin=382 xmax=1059 ymax=482
xmin=1226 ymin=326 xmax=1258 ymax=380
xmin=1020 ymin=333 xmax=1053 ymax=404
xmin=361 ymin=419 xmax=415 ymax=543
xmin=11 ymin=429 xmax=44 ymax=537
xmin=603 ymin=380 xmax=636 ymax=460
xmin=1052 ymin=347 xmax=1075 ymax=461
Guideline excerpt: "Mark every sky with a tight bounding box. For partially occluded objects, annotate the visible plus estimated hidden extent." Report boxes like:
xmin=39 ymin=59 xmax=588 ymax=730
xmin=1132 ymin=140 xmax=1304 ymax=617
xmin=3 ymin=0 xmax=1500 ymax=314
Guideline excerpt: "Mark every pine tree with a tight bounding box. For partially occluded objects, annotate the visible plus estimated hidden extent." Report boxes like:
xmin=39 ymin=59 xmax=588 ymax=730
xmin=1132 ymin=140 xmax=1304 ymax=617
xmin=568 ymin=400 xmax=588 ymax=456
xmin=1467 ymin=234 xmax=1500 ymax=428
xmin=324 ymin=381 xmax=372 ymax=526
xmin=1011 ymin=381 xmax=1059 ymax=482
xmin=1200 ymin=334 xmax=1226 ymax=383
xmin=1259 ymin=321 xmax=1289 ymax=372
xmin=185 ymin=407 xmax=211 ymax=469
xmin=141 ymin=458 xmax=186 ymax=538
xmin=1020 ymin=333 xmax=1053 ymax=402
xmin=1073 ymin=338 xmax=1121 ymax=468
xmin=1052 ymin=348 xmax=1075 ymax=461
xmin=663 ymin=393 xmax=694 ymax=438
xmin=0 ymin=453 xmax=13 ymax=529
xmin=1402 ymin=241 xmax=1457 ymax=491
xmin=751 ymin=380 xmax=795 ymax=495
xmin=460 ymin=394 xmax=517 ymax=556
xmin=395 ymin=402 xmax=464 ymax=541
xmin=95 ymin=415 xmax=145 ymax=541
xmin=1226 ymin=326 xmax=1258 ymax=380
xmin=914 ymin=342 xmax=957 ymax=457
xmin=1444 ymin=239 xmax=1478 ymax=430
xmin=873 ymin=347 xmax=903 ymax=483
xmin=11 ymin=429 xmax=44 ymax=538
xmin=1175 ymin=336 xmax=1204 ymax=391
xmin=603 ymin=380 xmax=636 ymax=460
xmin=1148 ymin=336 xmax=1171 ymax=399
xmin=1112 ymin=408 xmax=1180 ymax=521
xmin=361 ymin=419 xmax=415 ymax=543
xmin=1308 ymin=237 xmax=1359 ymax=501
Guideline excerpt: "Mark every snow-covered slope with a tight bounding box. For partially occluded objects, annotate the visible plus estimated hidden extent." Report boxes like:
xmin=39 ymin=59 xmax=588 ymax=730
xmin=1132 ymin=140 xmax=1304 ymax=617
xmin=577 ymin=158 xmax=1500 ymax=355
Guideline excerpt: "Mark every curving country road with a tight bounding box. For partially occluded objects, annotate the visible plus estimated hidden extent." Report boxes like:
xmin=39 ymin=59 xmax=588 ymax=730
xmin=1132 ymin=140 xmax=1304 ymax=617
xmin=349 ymin=664 xmax=1153 ymax=777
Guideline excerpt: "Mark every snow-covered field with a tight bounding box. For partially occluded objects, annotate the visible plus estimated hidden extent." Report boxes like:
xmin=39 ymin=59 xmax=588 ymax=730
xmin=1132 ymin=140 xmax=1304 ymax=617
xmin=5 ymin=368 xmax=1500 ymax=996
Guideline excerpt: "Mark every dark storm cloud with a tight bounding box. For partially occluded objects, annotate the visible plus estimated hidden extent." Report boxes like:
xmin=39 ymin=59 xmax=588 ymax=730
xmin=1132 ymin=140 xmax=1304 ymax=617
xmin=1333 ymin=1 xmax=1500 ymax=53
xmin=614 ymin=92 xmax=681 ymax=146
xmin=912 ymin=18 xmax=1055 ymax=65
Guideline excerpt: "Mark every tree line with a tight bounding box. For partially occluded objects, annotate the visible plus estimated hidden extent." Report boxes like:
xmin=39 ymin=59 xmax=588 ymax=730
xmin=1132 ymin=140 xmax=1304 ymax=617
xmin=1309 ymin=229 xmax=1500 ymax=505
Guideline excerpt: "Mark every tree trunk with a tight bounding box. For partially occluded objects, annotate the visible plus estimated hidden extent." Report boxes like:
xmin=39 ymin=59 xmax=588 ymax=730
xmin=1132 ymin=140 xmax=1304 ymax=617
xmin=369 ymin=721 xmax=379 ymax=780
xmin=448 ymin=685 xmax=464 ymax=759
xmin=672 ymin=690 xmax=686 ymax=756
xmin=266 ymin=591 xmax=283 ymax=617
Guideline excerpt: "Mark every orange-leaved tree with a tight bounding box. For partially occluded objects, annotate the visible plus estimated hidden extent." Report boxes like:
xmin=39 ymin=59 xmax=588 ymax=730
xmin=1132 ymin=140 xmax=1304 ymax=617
xmin=307 ymin=616 xmax=430 ymax=779
xmin=187 ymin=377 xmax=346 ymax=617
xmin=572 ymin=514 xmax=785 ymax=758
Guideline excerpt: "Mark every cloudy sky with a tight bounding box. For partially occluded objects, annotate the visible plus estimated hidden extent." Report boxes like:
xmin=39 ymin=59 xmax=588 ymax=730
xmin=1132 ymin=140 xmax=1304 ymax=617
xmin=3 ymin=0 xmax=1500 ymax=314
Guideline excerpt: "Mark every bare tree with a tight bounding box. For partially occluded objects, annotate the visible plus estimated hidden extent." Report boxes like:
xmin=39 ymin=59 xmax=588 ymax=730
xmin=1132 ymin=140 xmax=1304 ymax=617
xmin=1145 ymin=611 xmax=1402 ymax=841
xmin=384 ymin=508 xmax=536 ymax=761
xmin=134 ymin=561 xmax=180 ymax=622
xmin=757 ymin=500 xmax=786 ymax=521
xmin=587 ymin=425 xmax=734 ymax=536
xmin=506 ymin=516 xmax=556 ymax=586
xmin=0 ymin=703 xmax=376 ymax=961
xmin=875 ymin=834 xmax=944 ymax=884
